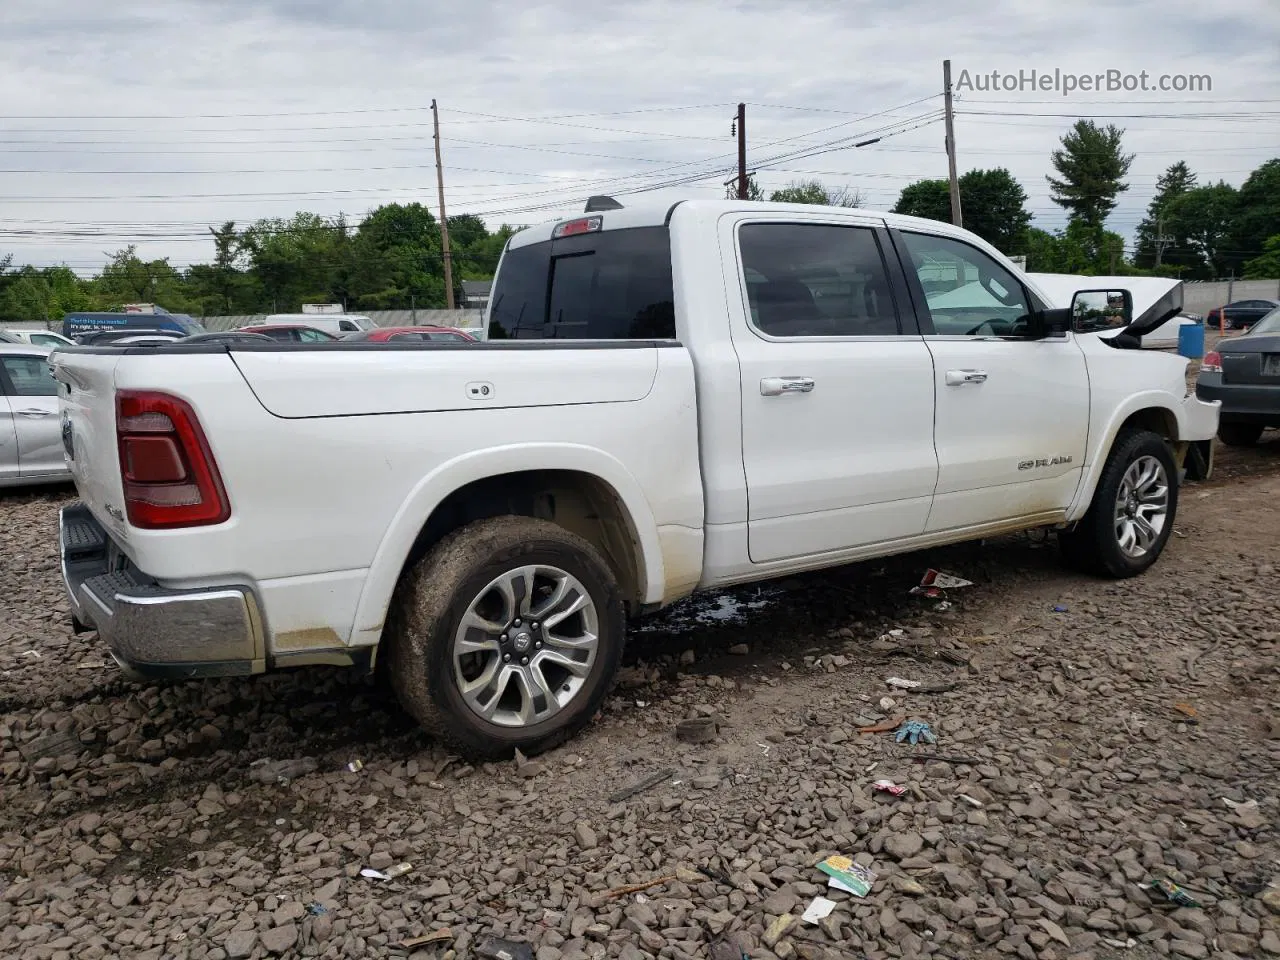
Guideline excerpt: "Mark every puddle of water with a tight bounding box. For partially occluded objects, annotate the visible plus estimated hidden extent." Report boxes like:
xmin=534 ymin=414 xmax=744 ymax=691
xmin=636 ymin=586 xmax=785 ymax=634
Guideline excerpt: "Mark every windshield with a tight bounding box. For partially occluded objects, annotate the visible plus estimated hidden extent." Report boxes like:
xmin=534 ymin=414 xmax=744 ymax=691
xmin=1248 ymin=306 xmax=1280 ymax=336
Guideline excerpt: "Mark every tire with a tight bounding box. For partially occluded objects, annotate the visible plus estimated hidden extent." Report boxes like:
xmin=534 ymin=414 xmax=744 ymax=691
xmin=1058 ymin=429 xmax=1178 ymax=579
xmin=1217 ymin=421 xmax=1263 ymax=447
xmin=385 ymin=516 xmax=626 ymax=759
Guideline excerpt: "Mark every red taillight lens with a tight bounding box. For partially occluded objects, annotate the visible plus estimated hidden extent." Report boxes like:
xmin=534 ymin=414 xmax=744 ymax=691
xmin=1201 ymin=350 xmax=1223 ymax=373
xmin=116 ymin=390 xmax=230 ymax=528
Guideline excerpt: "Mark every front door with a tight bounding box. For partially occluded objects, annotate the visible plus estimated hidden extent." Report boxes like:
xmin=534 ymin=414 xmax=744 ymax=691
xmin=0 ymin=397 xmax=20 ymax=483
xmin=723 ymin=214 xmax=940 ymax=564
xmin=890 ymin=229 xmax=1089 ymax=532
xmin=0 ymin=353 xmax=64 ymax=478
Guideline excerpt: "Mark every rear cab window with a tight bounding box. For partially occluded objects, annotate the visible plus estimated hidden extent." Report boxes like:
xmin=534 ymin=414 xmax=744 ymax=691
xmin=488 ymin=225 xmax=675 ymax=340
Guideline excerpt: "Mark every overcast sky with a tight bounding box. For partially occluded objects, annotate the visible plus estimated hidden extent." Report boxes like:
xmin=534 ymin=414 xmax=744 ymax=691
xmin=2 ymin=0 xmax=1278 ymax=273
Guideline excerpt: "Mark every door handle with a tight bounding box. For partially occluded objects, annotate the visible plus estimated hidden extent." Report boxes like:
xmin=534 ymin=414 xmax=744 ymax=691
xmin=760 ymin=376 xmax=815 ymax=397
xmin=17 ymin=408 xmax=54 ymax=417
xmin=944 ymin=370 xmax=988 ymax=386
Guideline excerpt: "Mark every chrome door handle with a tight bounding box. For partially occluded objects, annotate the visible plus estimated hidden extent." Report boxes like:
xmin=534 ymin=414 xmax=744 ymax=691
xmin=760 ymin=376 xmax=815 ymax=396
xmin=945 ymin=370 xmax=988 ymax=386
xmin=17 ymin=408 xmax=54 ymax=417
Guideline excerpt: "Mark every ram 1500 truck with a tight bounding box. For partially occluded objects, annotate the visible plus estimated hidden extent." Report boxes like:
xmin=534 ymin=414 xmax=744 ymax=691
xmin=52 ymin=198 xmax=1219 ymax=757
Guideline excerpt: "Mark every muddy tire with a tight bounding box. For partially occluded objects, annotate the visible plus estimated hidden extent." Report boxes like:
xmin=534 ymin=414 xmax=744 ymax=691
xmin=385 ymin=516 xmax=626 ymax=759
xmin=1058 ymin=429 xmax=1178 ymax=579
xmin=1217 ymin=421 xmax=1263 ymax=447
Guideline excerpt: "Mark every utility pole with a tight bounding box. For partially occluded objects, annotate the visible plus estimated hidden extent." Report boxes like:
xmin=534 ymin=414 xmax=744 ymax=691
xmin=1154 ymin=217 xmax=1170 ymax=268
xmin=736 ymin=102 xmax=747 ymax=200
xmin=431 ymin=98 xmax=456 ymax=310
xmin=942 ymin=60 xmax=963 ymax=228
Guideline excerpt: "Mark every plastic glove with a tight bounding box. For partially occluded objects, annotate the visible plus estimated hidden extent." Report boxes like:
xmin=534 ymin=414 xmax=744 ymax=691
xmin=894 ymin=719 xmax=937 ymax=745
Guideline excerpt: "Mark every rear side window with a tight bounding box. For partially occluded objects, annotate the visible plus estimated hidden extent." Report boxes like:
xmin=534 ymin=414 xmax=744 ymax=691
xmin=1 ymin=355 xmax=57 ymax=396
xmin=488 ymin=226 xmax=675 ymax=340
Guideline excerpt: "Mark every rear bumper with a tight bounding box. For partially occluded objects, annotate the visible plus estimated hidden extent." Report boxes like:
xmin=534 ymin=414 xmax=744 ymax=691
xmin=1195 ymin=376 xmax=1280 ymax=424
xmin=1178 ymin=393 xmax=1221 ymax=441
xmin=59 ymin=503 xmax=266 ymax=678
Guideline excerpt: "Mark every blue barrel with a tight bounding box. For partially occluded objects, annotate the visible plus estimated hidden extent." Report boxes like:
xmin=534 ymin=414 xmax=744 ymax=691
xmin=1178 ymin=320 xmax=1205 ymax=359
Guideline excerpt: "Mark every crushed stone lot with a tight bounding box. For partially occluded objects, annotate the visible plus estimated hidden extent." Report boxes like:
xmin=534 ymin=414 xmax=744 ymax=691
xmin=2 ymin=440 xmax=1279 ymax=960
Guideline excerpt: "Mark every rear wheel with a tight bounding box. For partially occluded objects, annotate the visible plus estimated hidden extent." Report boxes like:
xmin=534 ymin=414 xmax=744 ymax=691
xmin=1059 ymin=429 xmax=1178 ymax=578
xmin=385 ymin=516 xmax=626 ymax=759
xmin=1217 ymin=421 xmax=1263 ymax=447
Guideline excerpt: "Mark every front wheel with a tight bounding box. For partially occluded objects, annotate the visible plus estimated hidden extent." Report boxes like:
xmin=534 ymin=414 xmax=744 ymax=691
xmin=1059 ymin=429 xmax=1178 ymax=578
xmin=385 ymin=516 xmax=626 ymax=759
xmin=1218 ymin=421 xmax=1263 ymax=447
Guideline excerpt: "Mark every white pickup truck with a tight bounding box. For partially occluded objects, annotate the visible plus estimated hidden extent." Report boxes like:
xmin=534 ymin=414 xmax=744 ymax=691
xmin=53 ymin=198 xmax=1218 ymax=757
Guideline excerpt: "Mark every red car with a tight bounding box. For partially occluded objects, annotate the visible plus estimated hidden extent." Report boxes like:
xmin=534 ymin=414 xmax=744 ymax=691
xmin=342 ymin=325 xmax=477 ymax=343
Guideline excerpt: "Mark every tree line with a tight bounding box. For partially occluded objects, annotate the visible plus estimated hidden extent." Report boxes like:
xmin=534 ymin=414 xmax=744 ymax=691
xmin=0 ymin=204 xmax=516 ymax=322
xmin=2 ymin=121 xmax=1278 ymax=323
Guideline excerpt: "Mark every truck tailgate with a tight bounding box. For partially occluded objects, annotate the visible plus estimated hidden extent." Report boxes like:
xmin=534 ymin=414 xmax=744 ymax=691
xmin=229 ymin=346 xmax=659 ymax=418
xmin=52 ymin=351 xmax=126 ymax=530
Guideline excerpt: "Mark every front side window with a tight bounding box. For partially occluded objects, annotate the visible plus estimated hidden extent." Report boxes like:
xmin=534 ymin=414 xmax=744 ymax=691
xmin=338 ymin=320 xmax=360 ymax=332
xmin=2 ymin=355 xmax=58 ymax=396
xmin=488 ymin=226 xmax=675 ymax=340
xmin=738 ymin=223 xmax=900 ymax=337
xmin=298 ymin=329 xmax=331 ymax=342
xmin=898 ymin=232 xmax=1032 ymax=337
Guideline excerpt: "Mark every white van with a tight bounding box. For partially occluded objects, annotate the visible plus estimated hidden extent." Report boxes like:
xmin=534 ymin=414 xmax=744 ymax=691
xmin=247 ymin=313 xmax=377 ymax=336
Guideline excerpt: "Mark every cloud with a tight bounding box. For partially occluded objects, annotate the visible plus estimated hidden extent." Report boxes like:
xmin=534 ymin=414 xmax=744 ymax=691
xmin=1 ymin=0 xmax=1277 ymax=270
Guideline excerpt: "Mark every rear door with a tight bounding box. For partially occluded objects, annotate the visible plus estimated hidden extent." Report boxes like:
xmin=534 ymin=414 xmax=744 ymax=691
xmin=721 ymin=212 xmax=939 ymax=563
xmin=0 ymin=353 xmax=63 ymax=477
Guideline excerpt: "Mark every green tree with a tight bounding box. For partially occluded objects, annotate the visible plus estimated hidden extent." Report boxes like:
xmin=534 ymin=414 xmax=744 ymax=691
xmin=892 ymin=179 xmax=950 ymax=222
xmin=1022 ymin=222 xmax=1130 ymax=274
xmin=348 ymin=202 xmax=445 ymax=309
xmin=1133 ymin=161 xmax=1197 ymax=270
xmin=1164 ymin=182 xmax=1239 ymax=279
xmin=768 ymin=179 xmax=866 ymax=207
xmin=893 ymin=170 xmax=1031 ymax=253
xmin=956 ymin=168 xmax=1032 ymax=253
xmin=242 ymin=213 xmax=347 ymax=310
xmin=0 ymin=264 xmax=91 ymax=322
xmin=1046 ymin=120 xmax=1134 ymax=229
xmin=1242 ymin=234 xmax=1280 ymax=280
xmin=1229 ymin=158 xmax=1280 ymax=265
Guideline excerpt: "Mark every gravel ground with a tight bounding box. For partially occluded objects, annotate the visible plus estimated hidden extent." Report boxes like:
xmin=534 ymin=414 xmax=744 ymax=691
xmin=2 ymin=436 xmax=1279 ymax=960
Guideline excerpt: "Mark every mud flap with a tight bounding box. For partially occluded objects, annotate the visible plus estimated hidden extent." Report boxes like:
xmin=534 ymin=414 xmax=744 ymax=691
xmin=1183 ymin=439 xmax=1214 ymax=483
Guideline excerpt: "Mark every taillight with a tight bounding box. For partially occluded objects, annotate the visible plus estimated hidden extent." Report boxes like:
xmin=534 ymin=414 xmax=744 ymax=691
xmin=116 ymin=390 xmax=230 ymax=528
xmin=1201 ymin=351 xmax=1223 ymax=373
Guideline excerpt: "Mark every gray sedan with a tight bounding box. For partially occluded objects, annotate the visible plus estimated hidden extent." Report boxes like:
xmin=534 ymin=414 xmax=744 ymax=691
xmin=1 ymin=344 xmax=70 ymax=487
xmin=1196 ymin=306 xmax=1280 ymax=446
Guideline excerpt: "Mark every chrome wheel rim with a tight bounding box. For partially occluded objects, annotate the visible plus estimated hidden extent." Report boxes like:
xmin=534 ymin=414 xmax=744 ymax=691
xmin=452 ymin=565 xmax=599 ymax=728
xmin=1113 ymin=455 xmax=1169 ymax=559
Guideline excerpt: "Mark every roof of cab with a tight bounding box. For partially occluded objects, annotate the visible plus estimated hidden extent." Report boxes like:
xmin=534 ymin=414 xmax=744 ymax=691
xmin=0 ymin=343 xmax=56 ymax=357
xmin=506 ymin=197 xmax=993 ymax=250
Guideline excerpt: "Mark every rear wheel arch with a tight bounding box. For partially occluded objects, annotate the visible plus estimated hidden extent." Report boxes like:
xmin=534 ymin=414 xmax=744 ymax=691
xmin=352 ymin=453 xmax=663 ymax=650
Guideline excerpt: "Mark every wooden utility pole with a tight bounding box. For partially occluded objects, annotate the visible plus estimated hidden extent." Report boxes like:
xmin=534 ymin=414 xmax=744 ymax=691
xmin=431 ymin=98 xmax=455 ymax=310
xmin=942 ymin=60 xmax=963 ymax=228
xmin=736 ymin=103 xmax=747 ymax=200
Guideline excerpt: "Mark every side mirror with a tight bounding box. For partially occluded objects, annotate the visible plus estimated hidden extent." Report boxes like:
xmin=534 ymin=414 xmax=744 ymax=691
xmin=1023 ymin=307 xmax=1072 ymax=340
xmin=1071 ymin=288 xmax=1132 ymax=334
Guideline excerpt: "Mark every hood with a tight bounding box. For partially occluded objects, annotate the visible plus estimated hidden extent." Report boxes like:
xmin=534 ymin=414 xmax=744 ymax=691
xmin=1028 ymin=273 xmax=1184 ymax=339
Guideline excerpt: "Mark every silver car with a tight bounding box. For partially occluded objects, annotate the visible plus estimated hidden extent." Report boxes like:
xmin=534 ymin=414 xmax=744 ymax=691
xmin=1 ymin=344 xmax=70 ymax=487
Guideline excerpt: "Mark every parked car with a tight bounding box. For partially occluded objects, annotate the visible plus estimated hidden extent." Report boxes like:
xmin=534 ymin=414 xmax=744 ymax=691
xmin=1205 ymin=299 xmax=1280 ymax=330
xmin=2 ymin=329 xmax=76 ymax=349
xmin=1 ymin=344 xmax=68 ymax=487
xmin=179 ymin=331 xmax=276 ymax=345
xmin=244 ymin=313 xmax=376 ymax=337
xmin=341 ymin=325 xmax=477 ymax=343
xmin=232 ymin=323 xmax=337 ymax=343
xmin=1196 ymin=306 xmax=1280 ymax=445
xmin=52 ymin=197 xmax=1218 ymax=757
xmin=74 ymin=329 xmax=186 ymax=346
